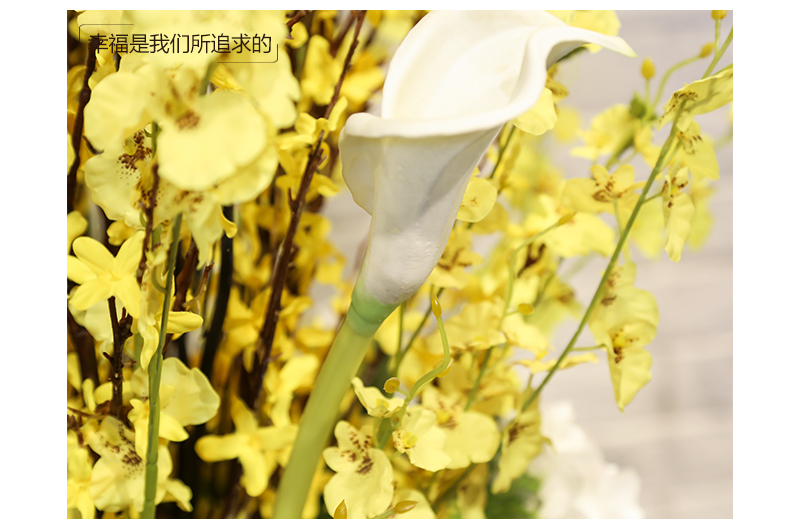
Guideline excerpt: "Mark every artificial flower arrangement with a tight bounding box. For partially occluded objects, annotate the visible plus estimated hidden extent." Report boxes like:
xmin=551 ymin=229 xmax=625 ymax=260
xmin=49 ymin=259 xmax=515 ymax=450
xmin=66 ymin=10 xmax=733 ymax=519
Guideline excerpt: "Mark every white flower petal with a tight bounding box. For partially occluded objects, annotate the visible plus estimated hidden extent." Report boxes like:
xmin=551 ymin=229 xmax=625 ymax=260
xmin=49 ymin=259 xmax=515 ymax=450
xmin=340 ymin=11 xmax=635 ymax=306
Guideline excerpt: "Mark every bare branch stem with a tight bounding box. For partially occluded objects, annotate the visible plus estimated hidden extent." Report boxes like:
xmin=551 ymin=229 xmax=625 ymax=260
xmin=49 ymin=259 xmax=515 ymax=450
xmin=67 ymin=36 xmax=99 ymax=213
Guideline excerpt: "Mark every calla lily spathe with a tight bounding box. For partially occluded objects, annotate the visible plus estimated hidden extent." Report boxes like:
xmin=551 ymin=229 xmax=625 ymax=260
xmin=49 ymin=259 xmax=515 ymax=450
xmin=340 ymin=11 xmax=636 ymax=308
xmin=274 ymin=14 xmax=637 ymax=517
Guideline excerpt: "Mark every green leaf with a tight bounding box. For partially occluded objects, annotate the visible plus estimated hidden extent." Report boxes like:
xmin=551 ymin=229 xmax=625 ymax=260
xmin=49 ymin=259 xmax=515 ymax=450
xmin=485 ymin=473 xmax=540 ymax=519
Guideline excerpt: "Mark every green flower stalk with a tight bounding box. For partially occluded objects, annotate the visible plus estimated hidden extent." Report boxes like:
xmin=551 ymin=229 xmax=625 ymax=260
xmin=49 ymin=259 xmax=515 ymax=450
xmin=273 ymin=283 xmax=397 ymax=519
xmin=141 ymin=213 xmax=182 ymax=519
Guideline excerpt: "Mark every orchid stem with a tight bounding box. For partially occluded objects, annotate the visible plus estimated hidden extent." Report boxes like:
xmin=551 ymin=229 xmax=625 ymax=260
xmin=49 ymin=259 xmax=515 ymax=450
xmin=652 ymin=55 xmax=698 ymax=112
xmin=141 ymin=213 xmax=182 ymax=519
xmin=466 ymin=347 xmax=493 ymax=411
xmin=466 ymin=218 xmax=565 ymax=411
xmin=571 ymin=344 xmax=605 ymax=352
xmin=377 ymin=296 xmax=451 ymax=448
xmin=404 ymin=296 xmax=451 ymax=406
xmin=521 ymin=103 xmax=687 ymax=414
xmin=703 ymin=28 xmax=732 ymax=78
xmin=488 ymin=125 xmax=516 ymax=181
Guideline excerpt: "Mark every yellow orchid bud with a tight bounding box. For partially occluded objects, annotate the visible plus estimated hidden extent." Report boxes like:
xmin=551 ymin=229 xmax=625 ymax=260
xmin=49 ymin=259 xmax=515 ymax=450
xmin=700 ymin=42 xmax=715 ymax=58
xmin=711 ymin=10 xmax=727 ymax=20
xmin=557 ymin=212 xmax=576 ymax=226
xmin=394 ymin=500 xmax=419 ymax=514
xmin=518 ymin=303 xmax=534 ymax=315
xmin=641 ymin=57 xmax=655 ymax=79
xmin=431 ymin=293 xmax=442 ymax=317
xmin=333 ymin=500 xmax=348 ymax=519
xmin=384 ymin=377 xmax=401 ymax=394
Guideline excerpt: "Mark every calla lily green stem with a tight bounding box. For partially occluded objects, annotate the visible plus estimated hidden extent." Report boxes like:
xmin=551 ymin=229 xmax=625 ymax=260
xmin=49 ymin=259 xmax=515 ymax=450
xmin=273 ymin=283 xmax=396 ymax=519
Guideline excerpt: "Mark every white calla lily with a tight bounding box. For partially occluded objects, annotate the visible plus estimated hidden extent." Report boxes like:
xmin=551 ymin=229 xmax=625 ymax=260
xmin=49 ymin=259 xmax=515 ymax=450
xmin=341 ymin=10 xmax=636 ymax=315
xmin=275 ymin=12 xmax=637 ymax=518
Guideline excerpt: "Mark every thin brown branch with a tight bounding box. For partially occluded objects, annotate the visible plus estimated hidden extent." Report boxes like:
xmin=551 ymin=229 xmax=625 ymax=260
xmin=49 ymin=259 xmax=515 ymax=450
xmin=67 ymin=415 xmax=85 ymax=447
xmin=173 ymin=240 xmax=199 ymax=313
xmin=286 ymin=10 xmax=311 ymax=31
xmin=106 ymin=296 xmax=133 ymax=419
xmin=67 ymin=406 xmax=105 ymax=420
xmin=245 ymin=134 xmax=326 ymax=412
xmin=67 ymin=36 xmax=99 ymax=213
xmin=330 ymin=13 xmax=355 ymax=57
xmin=215 ymin=12 xmax=367 ymax=518
xmin=136 ymin=163 xmax=161 ymax=284
xmin=68 ymin=307 xmax=99 ymax=385
xmin=162 ymin=239 xmax=199 ymax=356
xmin=243 ymin=10 xmax=368 ymax=416
xmin=325 ymin=11 xmax=366 ymax=119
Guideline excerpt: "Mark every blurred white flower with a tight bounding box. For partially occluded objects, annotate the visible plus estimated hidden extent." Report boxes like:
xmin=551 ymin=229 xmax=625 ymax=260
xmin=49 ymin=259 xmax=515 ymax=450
xmin=529 ymin=401 xmax=645 ymax=519
xmin=340 ymin=11 xmax=636 ymax=309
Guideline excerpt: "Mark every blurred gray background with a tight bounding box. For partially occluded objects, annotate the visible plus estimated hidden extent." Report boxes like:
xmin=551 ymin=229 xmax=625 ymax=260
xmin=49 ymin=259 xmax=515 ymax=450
xmin=322 ymin=11 xmax=733 ymax=519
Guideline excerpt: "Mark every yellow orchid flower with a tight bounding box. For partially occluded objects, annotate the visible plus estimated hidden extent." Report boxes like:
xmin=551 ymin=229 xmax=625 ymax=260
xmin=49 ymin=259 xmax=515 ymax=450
xmin=662 ymin=164 xmax=695 ymax=262
xmin=492 ymin=403 xmax=546 ymax=493
xmin=352 ymin=377 xmax=404 ymax=418
xmin=86 ymin=417 xmax=192 ymax=514
xmin=590 ymin=262 xmax=659 ymax=410
xmin=658 ymin=66 xmax=733 ymax=131
xmin=391 ymin=406 xmax=451 ymax=472
xmin=421 ymin=386 xmax=499 ymax=469
xmin=322 ymin=421 xmax=394 ymax=519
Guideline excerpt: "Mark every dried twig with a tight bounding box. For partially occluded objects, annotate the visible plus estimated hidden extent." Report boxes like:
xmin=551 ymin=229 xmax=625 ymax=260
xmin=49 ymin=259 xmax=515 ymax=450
xmin=244 ymin=134 xmax=326 ymax=412
xmin=106 ymin=296 xmax=133 ymax=418
xmin=326 ymin=11 xmax=366 ymax=118
xmin=221 ymin=464 xmax=246 ymax=519
xmin=173 ymin=240 xmax=199 ymax=312
xmin=67 ymin=415 xmax=85 ymax=447
xmin=244 ymin=8 xmax=366 ymax=412
xmin=286 ymin=10 xmax=311 ymax=31
xmin=174 ymin=240 xmax=218 ymax=518
xmin=67 ymin=36 xmax=99 ymax=213
xmin=222 ymin=12 xmax=366 ymax=518
xmin=330 ymin=13 xmax=355 ymax=56
xmin=67 ymin=406 xmax=105 ymax=420
xmin=162 ymin=240 xmax=199 ymax=356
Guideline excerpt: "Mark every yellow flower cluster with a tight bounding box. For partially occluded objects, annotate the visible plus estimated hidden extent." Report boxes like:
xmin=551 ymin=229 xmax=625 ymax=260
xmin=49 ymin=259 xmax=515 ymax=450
xmin=66 ymin=9 xmax=731 ymax=519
